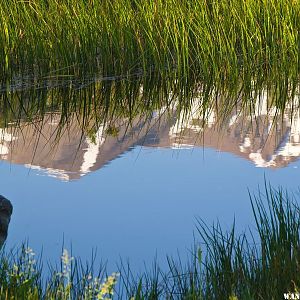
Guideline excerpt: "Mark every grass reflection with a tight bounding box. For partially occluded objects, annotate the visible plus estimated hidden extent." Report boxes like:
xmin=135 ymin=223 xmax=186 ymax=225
xmin=0 ymin=77 xmax=300 ymax=180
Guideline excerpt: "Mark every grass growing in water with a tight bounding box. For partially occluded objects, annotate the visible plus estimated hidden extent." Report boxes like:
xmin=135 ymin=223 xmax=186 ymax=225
xmin=1 ymin=184 xmax=300 ymax=299
xmin=1 ymin=0 xmax=299 ymax=88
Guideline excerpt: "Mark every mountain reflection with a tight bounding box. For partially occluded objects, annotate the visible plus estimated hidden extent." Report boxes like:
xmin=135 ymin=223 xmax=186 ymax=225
xmin=0 ymin=195 xmax=13 ymax=249
xmin=0 ymin=90 xmax=300 ymax=181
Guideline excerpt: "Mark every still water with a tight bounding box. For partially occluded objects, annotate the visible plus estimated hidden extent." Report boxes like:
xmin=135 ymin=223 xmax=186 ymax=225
xmin=1 ymin=95 xmax=300 ymax=273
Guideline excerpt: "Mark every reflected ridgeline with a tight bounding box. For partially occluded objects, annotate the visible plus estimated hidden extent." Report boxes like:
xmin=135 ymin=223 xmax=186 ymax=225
xmin=0 ymin=195 xmax=13 ymax=249
xmin=0 ymin=77 xmax=300 ymax=180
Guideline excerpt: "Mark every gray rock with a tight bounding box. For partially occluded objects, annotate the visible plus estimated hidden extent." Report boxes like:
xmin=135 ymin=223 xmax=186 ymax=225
xmin=0 ymin=195 xmax=13 ymax=249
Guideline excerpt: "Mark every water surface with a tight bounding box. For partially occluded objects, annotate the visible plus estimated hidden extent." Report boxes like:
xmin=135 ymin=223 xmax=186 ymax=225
xmin=1 ymin=89 xmax=300 ymax=272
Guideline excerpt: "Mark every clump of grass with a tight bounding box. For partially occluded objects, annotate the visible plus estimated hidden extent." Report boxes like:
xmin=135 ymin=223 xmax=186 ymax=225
xmin=1 ymin=0 xmax=299 ymax=90
xmin=0 ymin=245 xmax=119 ymax=299
xmin=194 ymin=185 xmax=300 ymax=299
xmin=1 ymin=185 xmax=300 ymax=299
xmin=122 ymin=184 xmax=300 ymax=299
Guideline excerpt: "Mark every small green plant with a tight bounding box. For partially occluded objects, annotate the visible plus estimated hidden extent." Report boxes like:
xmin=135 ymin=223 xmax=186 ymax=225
xmin=0 ymin=246 xmax=119 ymax=299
